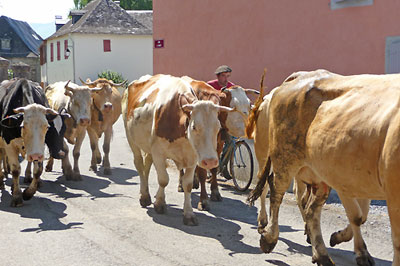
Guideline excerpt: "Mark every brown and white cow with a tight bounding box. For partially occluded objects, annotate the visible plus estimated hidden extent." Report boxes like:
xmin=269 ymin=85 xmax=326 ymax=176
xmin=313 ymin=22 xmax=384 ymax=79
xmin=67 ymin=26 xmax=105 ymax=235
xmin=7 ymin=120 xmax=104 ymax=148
xmin=180 ymin=76 xmax=258 ymax=211
xmin=122 ymin=74 xmax=233 ymax=225
xmin=247 ymin=69 xmax=400 ymax=265
xmin=45 ymin=81 xmax=101 ymax=180
xmin=79 ymin=78 xmax=123 ymax=175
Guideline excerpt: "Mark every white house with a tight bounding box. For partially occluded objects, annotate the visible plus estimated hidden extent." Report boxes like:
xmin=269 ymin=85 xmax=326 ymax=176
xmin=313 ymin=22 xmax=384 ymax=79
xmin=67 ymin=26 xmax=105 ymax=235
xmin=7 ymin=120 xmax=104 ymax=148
xmin=40 ymin=0 xmax=153 ymax=86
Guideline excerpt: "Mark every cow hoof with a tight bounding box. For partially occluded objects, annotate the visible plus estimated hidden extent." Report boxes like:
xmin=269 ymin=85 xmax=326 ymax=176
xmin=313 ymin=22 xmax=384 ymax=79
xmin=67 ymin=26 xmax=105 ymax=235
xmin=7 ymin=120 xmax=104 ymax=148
xmin=139 ymin=195 xmax=151 ymax=207
xmin=329 ymin=232 xmax=340 ymax=247
xmin=45 ymin=164 xmax=53 ymax=172
xmin=24 ymin=176 xmax=32 ymax=184
xmin=306 ymin=233 xmax=311 ymax=245
xmin=72 ymin=173 xmax=82 ymax=181
xmin=210 ymin=190 xmax=222 ymax=202
xmin=154 ymin=202 xmax=167 ymax=214
xmin=103 ymin=168 xmax=112 ymax=175
xmin=312 ymin=255 xmax=335 ymax=266
xmin=183 ymin=214 xmax=198 ymax=226
xmin=260 ymin=235 xmax=277 ymax=254
xmin=10 ymin=195 xmax=23 ymax=207
xmin=356 ymin=252 xmax=375 ymax=266
xmin=89 ymin=165 xmax=97 ymax=172
xmin=197 ymin=200 xmax=210 ymax=211
xmin=22 ymin=189 xmax=35 ymax=201
xmin=177 ymin=184 xmax=183 ymax=192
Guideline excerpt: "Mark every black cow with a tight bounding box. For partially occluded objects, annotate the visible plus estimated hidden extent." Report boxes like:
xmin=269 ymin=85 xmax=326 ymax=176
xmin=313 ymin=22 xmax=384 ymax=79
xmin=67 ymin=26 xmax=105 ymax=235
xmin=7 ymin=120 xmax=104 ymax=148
xmin=0 ymin=78 xmax=68 ymax=206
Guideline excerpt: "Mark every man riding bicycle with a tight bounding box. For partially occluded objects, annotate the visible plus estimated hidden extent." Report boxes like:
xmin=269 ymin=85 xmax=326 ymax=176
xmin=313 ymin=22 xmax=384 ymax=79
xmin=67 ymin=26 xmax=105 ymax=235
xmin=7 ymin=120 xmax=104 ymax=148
xmin=207 ymin=65 xmax=236 ymax=179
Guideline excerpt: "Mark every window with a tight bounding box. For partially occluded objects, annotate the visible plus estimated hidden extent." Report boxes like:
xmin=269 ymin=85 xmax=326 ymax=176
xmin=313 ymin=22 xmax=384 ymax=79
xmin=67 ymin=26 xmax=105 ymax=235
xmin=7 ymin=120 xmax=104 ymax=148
xmin=331 ymin=0 xmax=373 ymax=10
xmin=64 ymin=40 xmax=68 ymax=59
xmin=103 ymin=40 xmax=111 ymax=52
xmin=57 ymin=41 xmax=60 ymax=61
xmin=1 ymin=38 xmax=11 ymax=50
xmin=50 ymin=43 xmax=54 ymax=62
xmin=386 ymin=36 xmax=400 ymax=74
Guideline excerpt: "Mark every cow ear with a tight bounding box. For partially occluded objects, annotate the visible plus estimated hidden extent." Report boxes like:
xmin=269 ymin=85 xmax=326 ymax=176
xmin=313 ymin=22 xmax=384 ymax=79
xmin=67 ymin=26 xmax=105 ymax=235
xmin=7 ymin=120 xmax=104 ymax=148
xmin=60 ymin=108 xmax=71 ymax=119
xmin=64 ymin=90 xmax=73 ymax=97
xmin=209 ymin=94 xmax=220 ymax=105
xmin=182 ymin=104 xmax=194 ymax=113
xmin=217 ymin=105 xmax=234 ymax=113
xmin=179 ymin=93 xmax=195 ymax=114
xmin=1 ymin=114 xmax=23 ymax=128
xmin=244 ymin=88 xmax=260 ymax=95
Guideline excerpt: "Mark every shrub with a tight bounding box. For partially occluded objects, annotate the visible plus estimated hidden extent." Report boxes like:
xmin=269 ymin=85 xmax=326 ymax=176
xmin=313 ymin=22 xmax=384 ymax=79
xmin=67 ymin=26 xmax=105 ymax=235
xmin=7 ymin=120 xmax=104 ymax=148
xmin=98 ymin=70 xmax=127 ymax=87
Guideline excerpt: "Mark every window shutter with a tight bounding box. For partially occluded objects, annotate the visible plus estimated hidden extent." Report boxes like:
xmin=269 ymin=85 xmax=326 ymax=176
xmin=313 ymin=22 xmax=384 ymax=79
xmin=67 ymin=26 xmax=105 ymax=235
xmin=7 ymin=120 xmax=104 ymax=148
xmin=103 ymin=40 xmax=111 ymax=52
xmin=50 ymin=43 xmax=54 ymax=62
xmin=64 ymin=40 xmax=68 ymax=59
xmin=57 ymin=41 xmax=60 ymax=60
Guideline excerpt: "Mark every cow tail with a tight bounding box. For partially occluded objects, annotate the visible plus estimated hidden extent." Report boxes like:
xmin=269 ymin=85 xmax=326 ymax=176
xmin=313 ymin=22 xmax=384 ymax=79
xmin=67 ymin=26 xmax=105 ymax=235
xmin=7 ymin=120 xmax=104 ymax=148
xmin=247 ymin=157 xmax=271 ymax=206
xmin=245 ymin=69 xmax=267 ymax=139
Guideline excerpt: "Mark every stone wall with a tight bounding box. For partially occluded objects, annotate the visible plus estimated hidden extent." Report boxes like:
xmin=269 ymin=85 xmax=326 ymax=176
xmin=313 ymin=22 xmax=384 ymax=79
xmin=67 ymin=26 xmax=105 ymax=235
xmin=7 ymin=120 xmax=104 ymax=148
xmin=0 ymin=57 xmax=10 ymax=82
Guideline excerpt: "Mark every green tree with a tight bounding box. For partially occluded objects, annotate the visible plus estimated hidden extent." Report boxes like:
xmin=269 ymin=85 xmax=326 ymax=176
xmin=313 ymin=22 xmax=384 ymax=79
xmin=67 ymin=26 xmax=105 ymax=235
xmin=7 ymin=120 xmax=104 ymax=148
xmin=73 ymin=0 xmax=152 ymax=10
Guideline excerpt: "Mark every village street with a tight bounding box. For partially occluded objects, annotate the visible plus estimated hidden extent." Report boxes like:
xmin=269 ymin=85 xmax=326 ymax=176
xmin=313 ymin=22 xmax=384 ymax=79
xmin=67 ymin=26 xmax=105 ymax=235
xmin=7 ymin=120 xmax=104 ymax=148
xmin=0 ymin=117 xmax=393 ymax=266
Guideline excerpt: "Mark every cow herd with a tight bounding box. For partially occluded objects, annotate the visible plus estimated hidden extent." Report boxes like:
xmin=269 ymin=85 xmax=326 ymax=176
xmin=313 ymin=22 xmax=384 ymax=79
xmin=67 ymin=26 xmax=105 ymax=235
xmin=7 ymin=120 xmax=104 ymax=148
xmin=0 ymin=69 xmax=399 ymax=265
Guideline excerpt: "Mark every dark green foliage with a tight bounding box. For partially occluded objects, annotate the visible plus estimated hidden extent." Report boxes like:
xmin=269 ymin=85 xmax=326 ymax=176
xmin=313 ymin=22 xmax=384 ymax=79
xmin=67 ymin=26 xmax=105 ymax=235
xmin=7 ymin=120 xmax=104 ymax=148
xmin=120 ymin=0 xmax=152 ymax=10
xmin=74 ymin=0 xmax=152 ymax=10
xmin=98 ymin=70 xmax=127 ymax=87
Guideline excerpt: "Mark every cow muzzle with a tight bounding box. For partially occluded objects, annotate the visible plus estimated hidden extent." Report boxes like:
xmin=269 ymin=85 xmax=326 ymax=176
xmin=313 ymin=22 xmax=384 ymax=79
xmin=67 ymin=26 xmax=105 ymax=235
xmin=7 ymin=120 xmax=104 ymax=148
xmin=103 ymin=102 xmax=113 ymax=112
xmin=200 ymin=158 xmax=219 ymax=170
xmin=79 ymin=118 xmax=90 ymax=126
xmin=28 ymin=153 xmax=44 ymax=162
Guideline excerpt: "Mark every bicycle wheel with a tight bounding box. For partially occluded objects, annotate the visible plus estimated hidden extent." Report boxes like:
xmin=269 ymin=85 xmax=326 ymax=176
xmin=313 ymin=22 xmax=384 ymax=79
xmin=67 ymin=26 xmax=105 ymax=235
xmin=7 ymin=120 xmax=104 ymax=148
xmin=229 ymin=140 xmax=254 ymax=192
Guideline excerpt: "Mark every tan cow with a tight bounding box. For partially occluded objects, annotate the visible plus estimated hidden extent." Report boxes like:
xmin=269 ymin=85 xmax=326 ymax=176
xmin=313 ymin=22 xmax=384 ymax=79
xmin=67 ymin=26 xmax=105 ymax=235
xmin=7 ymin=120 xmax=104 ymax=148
xmin=180 ymin=76 xmax=258 ymax=210
xmin=79 ymin=78 xmax=123 ymax=175
xmin=122 ymin=74 xmax=233 ymax=225
xmin=247 ymin=69 xmax=400 ymax=265
xmin=45 ymin=81 xmax=101 ymax=180
xmin=246 ymin=79 xmax=372 ymax=255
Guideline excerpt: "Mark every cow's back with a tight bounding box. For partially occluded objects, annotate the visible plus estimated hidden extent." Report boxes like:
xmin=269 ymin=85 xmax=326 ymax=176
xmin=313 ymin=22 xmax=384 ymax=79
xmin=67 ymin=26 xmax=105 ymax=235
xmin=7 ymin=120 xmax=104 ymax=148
xmin=124 ymin=74 xmax=195 ymax=156
xmin=270 ymin=70 xmax=400 ymax=198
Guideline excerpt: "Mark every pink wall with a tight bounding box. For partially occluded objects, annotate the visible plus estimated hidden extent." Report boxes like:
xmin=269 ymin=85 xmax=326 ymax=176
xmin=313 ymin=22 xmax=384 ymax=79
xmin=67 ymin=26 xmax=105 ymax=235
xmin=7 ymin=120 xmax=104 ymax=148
xmin=153 ymin=0 xmax=400 ymax=91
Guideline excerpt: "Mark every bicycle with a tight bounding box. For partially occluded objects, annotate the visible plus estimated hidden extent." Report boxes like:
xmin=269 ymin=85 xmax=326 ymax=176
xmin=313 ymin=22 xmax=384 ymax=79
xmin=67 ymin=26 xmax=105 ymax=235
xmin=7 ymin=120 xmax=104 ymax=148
xmin=219 ymin=136 xmax=254 ymax=192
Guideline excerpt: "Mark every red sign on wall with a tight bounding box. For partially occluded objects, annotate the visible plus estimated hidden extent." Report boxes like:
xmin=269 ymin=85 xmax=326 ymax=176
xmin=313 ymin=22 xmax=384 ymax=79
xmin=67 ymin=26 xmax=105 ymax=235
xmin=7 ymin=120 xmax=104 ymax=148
xmin=154 ymin=39 xmax=164 ymax=48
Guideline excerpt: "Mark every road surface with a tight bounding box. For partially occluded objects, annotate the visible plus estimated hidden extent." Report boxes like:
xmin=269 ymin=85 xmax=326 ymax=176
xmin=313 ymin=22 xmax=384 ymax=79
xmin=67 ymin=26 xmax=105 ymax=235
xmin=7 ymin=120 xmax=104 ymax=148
xmin=0 ymin=117 xmax=393 ymax=266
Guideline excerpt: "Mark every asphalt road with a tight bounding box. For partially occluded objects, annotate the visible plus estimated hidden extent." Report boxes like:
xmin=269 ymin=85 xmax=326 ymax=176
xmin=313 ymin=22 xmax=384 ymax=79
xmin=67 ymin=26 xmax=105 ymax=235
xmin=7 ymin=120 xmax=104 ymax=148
xmin=0 ymin=117 xmax=393 ymax=266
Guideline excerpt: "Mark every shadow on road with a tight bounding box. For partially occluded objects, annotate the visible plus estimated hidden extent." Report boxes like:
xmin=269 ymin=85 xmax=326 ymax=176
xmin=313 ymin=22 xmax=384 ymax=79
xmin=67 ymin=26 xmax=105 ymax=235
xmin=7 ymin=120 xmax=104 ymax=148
xmin=146 ymin=205 xmax=262 ymax=255
xmin=190 ymin=192 xmax=259 ymax=226
xmin=276 ymin=236 xmax=392 ymax=266
xmin=95 ymin=166 xmax=138 ymax=186
xmin=0 ymin=189 xmax=83 ymax=233
xmin=54 ymin=174 xmax=124 ymax=200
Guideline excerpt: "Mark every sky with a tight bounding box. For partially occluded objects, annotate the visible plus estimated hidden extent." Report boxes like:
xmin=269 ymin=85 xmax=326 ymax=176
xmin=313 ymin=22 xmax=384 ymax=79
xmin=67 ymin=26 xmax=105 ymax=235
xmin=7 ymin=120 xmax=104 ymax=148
xmin=0 ymin=0 xmax=76 ymax=38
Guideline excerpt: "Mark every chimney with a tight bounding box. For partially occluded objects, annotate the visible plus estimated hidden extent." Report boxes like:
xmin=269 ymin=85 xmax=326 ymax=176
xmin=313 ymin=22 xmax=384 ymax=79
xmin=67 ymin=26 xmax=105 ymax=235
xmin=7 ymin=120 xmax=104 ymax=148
xmin=55 ymin=15 xmax=66 ymax=31
xmin=69 ymin=10 xmax=86 ymax=24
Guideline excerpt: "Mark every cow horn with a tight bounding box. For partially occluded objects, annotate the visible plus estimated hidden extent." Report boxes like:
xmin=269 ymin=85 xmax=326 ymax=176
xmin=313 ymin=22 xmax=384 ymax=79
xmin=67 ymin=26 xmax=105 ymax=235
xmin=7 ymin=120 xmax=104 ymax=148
xmin=244 ymin=89 xmax=260 ymax=95
xmin=90 ymin=87 xmax=103 ymax=92
xmin=109 ymin=79 xmax=128 ymax=87
xmin=64 ymin=80 xmax=74 ymax=92
xmin=79 ymin=77 xmax=96 ymax=86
